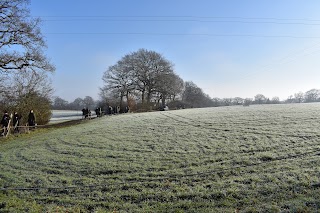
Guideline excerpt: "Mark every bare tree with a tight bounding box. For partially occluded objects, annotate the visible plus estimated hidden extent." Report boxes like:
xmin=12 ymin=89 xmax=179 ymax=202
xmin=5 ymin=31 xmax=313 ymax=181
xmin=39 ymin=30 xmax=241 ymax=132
xmin=254 ymin=94 xmax=266 ymax=104
xmin=222 ymin=98 xmax=232 ymax=106
xmin=294 ymin=92 xmax=304 ymax=103
xmin=101 ymin=49 xmax=182 ymax=111
xmin=83 ymin=96 xmax=95 ymax=109
xmin=304 ymin=89 xmax=319 ymax=103
xmin=128 ymin=49 xmax=174 ymax=104
xmin=182 ymin=81 xmax=213 ymax=108
xmin=69 ymin=98 xmax=85 ymax=110
xmin=52 ymin=96 xmax=69 ymax=110
xmin=286 ymin=95 xmax=294 ymax=103
xmin=0 ymin=0 xmax=55 ymax=74
xmin=243 ymin=98 xmax=252 ymax=106
xmin=101 ymin=57 xmax=135 ymax=110
xmin=212 ymin=97 xmax=221 ymax=107
xmin=155 ymin=72 xmax=184 ymax=107
xmin=0 ymin=70 xmax=53 ymax=106
xmin=233 ymin=97 xmax=244 ymax=105
xmin=0 ymin=70 xmax=53 ymax=124
xmin=271 ymin=96 xmax=280 ymax=104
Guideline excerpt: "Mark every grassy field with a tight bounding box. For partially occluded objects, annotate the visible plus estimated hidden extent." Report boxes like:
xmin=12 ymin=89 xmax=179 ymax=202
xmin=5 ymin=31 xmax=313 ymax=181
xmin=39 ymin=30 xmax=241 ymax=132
xmin=1 ymin=103 xmax=320 ymax=212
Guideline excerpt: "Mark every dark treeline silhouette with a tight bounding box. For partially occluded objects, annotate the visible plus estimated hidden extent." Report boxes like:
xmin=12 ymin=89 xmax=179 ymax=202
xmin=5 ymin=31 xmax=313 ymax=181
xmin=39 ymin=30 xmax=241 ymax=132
xmin=51 ymin=96 xmax=96 ymax=110
xmin=208 ymin=88 xmax=320 ymax=107
xmin=52 ymin=88 xmax=320 ymax=113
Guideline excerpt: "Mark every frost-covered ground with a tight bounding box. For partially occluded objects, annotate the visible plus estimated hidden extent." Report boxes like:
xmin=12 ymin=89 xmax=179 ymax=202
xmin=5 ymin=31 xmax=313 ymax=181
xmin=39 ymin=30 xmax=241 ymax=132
xmin=1 ymin=103 xmax=320 ymax=212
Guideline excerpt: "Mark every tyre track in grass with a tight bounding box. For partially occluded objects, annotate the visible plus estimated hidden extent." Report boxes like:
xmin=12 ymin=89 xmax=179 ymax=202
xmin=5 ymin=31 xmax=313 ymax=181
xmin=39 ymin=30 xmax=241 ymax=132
xmin=160 ymin=111 xmax=320 ymax=154
xmin=47 ymin=111 xmax=320 ymax=184
xmin=158 ymin=111 xmax=320 ymax=172
xmin=162 ymin=111 xmax=320 ymax=139
xmin=1 ymin=111 xmax=319 ymax=211
xmin=1 ymin=146 xmax=320 ymax=192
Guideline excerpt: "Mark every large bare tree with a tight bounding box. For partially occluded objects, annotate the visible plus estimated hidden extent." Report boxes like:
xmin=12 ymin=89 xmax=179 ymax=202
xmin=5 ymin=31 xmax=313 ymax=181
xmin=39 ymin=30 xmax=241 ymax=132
xmin=101 ymin=49 xmax=181 ymax=110
xmin=155 ymin=72 xmax=184 ymax=107
xmin=0 ymin=0 xmax=54 ymax=124
xmin=101 ymin=56 xmax=135 ymax=110
xmin=128 ymin=49 xmax=174 ymax=104
xmin=0 ymin=0 xmax=55 ymax=74
xmin=304 ymin=89 xmax=319 ymax=103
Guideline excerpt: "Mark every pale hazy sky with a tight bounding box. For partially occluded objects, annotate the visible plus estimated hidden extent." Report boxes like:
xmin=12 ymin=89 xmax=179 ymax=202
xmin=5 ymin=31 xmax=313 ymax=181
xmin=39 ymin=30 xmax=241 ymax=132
xmin=30 ymin=0 xmax=320 ymax=101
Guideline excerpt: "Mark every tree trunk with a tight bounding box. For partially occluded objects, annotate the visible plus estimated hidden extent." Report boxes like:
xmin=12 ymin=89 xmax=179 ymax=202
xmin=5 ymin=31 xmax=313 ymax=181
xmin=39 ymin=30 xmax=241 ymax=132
xmin=126 ymin=91 xmax=129 ymax=107
xmin=161 ymin=94 xmax=166 ymax=107
xmin=147 ymin=92 xmax=151 ymax=104
xmin=119 ymin=92 xmax=124 ymax=113
xmin=141 ymin=89 xmax=145 ymax=104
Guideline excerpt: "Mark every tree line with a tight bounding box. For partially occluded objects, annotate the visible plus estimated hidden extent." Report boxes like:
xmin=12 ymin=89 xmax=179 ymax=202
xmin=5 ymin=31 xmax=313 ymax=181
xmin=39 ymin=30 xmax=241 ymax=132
xmin=51 ymin=96 xmax=97 ymax=110
xmin=99 ymin=49 xmax=320 ymax=111
xmin=99 ymin=49 xmax=218 ymax=111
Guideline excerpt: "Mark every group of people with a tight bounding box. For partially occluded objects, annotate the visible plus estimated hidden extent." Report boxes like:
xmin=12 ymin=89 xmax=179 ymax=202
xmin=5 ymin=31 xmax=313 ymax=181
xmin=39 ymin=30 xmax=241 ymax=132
xmin=95 ymin=107 xmax=102 ymax=117
xmin=1 ymin=110 xmax=36 ymax=136
xmin=81 ymin=108 xmax=92 ymax=119
xmin=106 ymin=105 xmax=130 ymax=115
xmin=82 ymin=107 xmax=103 ymax=119
xmin=81 ymin=106 xmax=130 ymax=119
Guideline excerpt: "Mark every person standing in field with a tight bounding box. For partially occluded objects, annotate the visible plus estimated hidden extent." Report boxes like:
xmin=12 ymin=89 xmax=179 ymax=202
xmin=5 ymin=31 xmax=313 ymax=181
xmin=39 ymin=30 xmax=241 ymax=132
xmin=1 ymin=111 xmax=11 ymax=136
xmin=13 ymin=112 xmax=22 ymax=133
xmin=82 ymin=108 xmax=86 ymax=119
xmin=28 ymin=110 xmax=36 ymax=127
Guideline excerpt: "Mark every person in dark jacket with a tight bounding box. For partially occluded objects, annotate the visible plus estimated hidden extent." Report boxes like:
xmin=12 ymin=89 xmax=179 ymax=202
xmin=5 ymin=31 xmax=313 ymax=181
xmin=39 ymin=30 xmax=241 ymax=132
xmin=13 ymin=112 xmax=21 ymax=133
xmin=28 ymin=110 xmax=36 ymax=127
xmin=1 ymin=111 xmax=10 ymax=136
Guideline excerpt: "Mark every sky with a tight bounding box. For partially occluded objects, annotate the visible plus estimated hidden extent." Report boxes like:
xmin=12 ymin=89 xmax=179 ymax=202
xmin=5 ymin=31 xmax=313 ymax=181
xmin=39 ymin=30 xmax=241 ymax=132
xmin=29 ymin=0 xmax=320 ymax=102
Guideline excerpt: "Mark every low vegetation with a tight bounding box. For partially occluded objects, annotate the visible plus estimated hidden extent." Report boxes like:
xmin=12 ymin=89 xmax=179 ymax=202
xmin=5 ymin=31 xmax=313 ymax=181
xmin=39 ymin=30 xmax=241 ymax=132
xmin=1 ymin=103 xmax=320 ymax=212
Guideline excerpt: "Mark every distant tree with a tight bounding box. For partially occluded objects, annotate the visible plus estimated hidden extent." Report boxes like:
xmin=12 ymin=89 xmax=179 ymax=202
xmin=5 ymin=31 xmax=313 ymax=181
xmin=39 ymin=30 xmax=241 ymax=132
xmin=182 ymin=81 xmax=213 ymax=108
xmin=83 ymin=96 xmax=95 ymax=109
xmin=52 ymin=97 xmax=69 ymax=110
xmin=271 ymin=96 xmax=280 ymax=104
xmin=304 ymin=89 xmax=319 ymax=103
xmin=254 ymin=94 xmax=266 ymax=104
xmin=69 ymin=98 xmax=85 ymax=110
xmin=212 ymin=98 xmax=221 ymax=107
xmin=294 ymin=92 xmax=304 ymax=103
xmin=243 ymin=98 xmax=252 ymax=106
xmin=155 ymin=72 xmax=184 ymax=107
xmin=182 ymin=81 xmax=202 ymax=107
xmin=222 ymin=98 xmax=233 ymax=106
xmin=0 ymin=0 xmax=55 ymax=74
xmin=233 ymin=97 xmax=244 ymax=105
xmin=285 ymin=95 xmax=294 ymax=103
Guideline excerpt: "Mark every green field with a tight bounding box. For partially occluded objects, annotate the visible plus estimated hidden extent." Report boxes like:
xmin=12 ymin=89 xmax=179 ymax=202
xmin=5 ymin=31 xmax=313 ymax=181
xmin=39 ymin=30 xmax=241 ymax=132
xmin=1 ymin=103 xmax=320 ymax=212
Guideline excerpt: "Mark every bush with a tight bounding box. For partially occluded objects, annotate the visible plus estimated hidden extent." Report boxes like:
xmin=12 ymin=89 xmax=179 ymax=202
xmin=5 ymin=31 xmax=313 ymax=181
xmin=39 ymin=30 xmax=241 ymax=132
xmin=0 ymin=92 xmax=52 ymax=125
